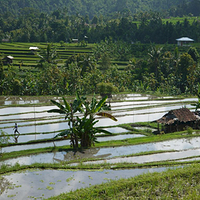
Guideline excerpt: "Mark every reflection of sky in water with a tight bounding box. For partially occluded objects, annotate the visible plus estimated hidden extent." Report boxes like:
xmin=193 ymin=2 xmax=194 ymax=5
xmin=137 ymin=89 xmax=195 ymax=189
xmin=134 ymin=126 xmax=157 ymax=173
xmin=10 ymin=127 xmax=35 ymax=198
xmin=2 ymin=140 xmax=68 ymax=153
xmin=3 ymin=121 xmax=69 ymax=135
xmin=178 ymin=157 xmax=200 ymax=162
xmin=134 ymin=126 xmax=157 ymax=132
xmin=97 ymin=134 xmax=145 ymax=142
xmin=85 ymin=149 xmax=200 ymax=165
xmin=0 ymin=119 xmax=62 ymax=128
xmin=3 ymin=100 xmax=40 ymax=105
xmin=112 ymin=103 xmax=158 ymax=110
xmin=0 ymin=107 xmax=196 ymax=137
xmin=6 ymin=127 xmax=132 ymax=143
xmin=2 ymin=137 xmax=200 ymax=166
xmin=0 ymin=106 xmax=56 ymax=115
xmin=8 ymin=133 xmax=57 ymax=143
xmin=0 ymin=167 xmax=173 ymax=200
xmin=0 ymin=97 xmax=196 ymax=134
xmin=114 ymin=104 xmax=193 ymax=116
xmin=0 ymin=110 xmax=60 ymax=120
xmin=0 ymin=111 xmax=177 ymax=134
xmin=95 ymin=137 xmax=200 ymax=158
xmin=2 ymin=133 xmax=144 ymax=153
xmin=110 ymin=98 xmax=197 ymax=107
xmin=103 ymin=127 xmax=128 ymax=133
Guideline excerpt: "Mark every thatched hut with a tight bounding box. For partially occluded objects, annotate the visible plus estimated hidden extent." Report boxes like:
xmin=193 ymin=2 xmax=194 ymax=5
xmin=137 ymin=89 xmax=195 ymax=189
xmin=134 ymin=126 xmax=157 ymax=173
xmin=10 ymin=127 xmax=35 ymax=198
xmin=156 ymin=108 xmax=199 ymax=133
xmin=3 ymin=55 xmax=14 ymax=64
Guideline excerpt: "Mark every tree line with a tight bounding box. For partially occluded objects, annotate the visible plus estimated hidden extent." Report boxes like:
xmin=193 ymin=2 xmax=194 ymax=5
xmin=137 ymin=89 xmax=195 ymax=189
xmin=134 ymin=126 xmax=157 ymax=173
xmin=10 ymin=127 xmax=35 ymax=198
xmin=0 ymin=0 xmax=190 ymax=18
xmin=1 ymin=8 xmax=200 ymax=44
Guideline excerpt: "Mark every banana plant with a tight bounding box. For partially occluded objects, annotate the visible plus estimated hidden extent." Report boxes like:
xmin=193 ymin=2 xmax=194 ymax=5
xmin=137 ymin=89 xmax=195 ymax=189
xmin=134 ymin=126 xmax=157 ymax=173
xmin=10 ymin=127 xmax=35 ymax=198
xmin=191 ymin=84 xmax=200 ymax=111
xmin=83 ymin=95 xmax=117 ymax=121
xmin=48 ymin=93 xmax=84 ymax=149
xmin=48 ymin=93 xmax=117 ymax=149
xmin=76 ymin=95 xmax=117 ymax=148
xmin=75 ymin=116 xmax=112 ymax=148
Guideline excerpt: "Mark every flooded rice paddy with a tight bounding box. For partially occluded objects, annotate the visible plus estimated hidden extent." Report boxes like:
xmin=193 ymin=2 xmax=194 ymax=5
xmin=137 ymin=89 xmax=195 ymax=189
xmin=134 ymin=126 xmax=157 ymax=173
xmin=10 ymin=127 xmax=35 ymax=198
xmin=0 ymin=167 xmax=177 ymax=200
xmin=2 ymin=137 xmax=200 ymax=166
xmin=0 ymin=94 xmax=199 ymax=199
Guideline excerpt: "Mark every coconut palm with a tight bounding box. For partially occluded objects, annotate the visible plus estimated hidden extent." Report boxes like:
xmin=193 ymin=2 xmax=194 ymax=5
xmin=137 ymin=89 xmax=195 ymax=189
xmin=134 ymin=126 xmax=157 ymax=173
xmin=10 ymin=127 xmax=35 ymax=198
xmin=37 ymin=43 xmax=59 ymax=67
xmin=148 ymin=46 xmax=163 ymax=78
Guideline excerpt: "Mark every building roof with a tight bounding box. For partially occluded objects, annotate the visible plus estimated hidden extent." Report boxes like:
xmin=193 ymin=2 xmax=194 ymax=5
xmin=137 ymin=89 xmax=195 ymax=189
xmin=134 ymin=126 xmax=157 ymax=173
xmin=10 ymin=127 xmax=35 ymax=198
xmin=176 ymin=37 xmax=194 ymax=42
xmin=157 ymin=108 xmax=197 ymax=125
xmin=29 ymin=47 xmax=39 ymax=50
xmin=72 ymin=39 xmax=78 ymax=42
xmin=7 ymin=55 xmax=14 ymax=59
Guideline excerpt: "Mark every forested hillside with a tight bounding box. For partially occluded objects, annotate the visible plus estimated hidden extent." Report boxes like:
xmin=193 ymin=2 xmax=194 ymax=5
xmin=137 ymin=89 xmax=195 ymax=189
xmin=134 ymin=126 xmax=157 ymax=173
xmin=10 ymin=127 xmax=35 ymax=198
xmin=0 ymin=0 xmax=192 ymax=18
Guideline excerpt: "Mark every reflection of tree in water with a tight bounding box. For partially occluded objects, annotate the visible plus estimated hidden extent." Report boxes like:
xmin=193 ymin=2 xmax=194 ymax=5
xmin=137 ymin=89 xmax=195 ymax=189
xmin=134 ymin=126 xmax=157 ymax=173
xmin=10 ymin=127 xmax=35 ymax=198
xmin=2 ymin=96 xmax=63 ymax=106
xmin=65 ymin=148 xmax=100 ymax=161
xmin=0 ymin=176 xmax=11 ymax=195
xmin=53 ymin=148 xmax=101 ymax=162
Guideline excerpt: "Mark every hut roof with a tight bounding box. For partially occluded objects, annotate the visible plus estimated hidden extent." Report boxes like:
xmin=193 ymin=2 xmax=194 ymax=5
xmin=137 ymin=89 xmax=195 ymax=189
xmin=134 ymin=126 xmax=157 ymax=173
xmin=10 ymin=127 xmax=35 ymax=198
xmin=6 ymin=55 xmax=14 ymax=59
xmin=157 ymin=108 xmax=197 ymax=125
xmin=176 ymin=37 xmax=194 ymax=42
xmin=29 ymin=47 xmax=39 ymax=50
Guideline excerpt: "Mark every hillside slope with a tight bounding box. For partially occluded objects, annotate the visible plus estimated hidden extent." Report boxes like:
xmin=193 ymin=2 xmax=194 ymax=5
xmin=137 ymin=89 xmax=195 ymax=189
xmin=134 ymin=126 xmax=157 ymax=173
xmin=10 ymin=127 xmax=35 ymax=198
xmin=0 ymin=0 xmax=191 ymax=17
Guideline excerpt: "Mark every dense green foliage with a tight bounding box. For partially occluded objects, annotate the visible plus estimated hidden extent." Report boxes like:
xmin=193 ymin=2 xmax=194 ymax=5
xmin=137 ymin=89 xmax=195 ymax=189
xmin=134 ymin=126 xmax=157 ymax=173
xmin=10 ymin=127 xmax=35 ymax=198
xmin=1 ymin=9 xmax=200 ymax=44
xmin=0 ymin=0 xmax=192 ymax=18
xmin=1 ymin=42 xmax=200 ymax=96
xmin=1 ymin=0 xmax=200 ymax=96
xmin=1 ymin=0 xmax=200 ymax=44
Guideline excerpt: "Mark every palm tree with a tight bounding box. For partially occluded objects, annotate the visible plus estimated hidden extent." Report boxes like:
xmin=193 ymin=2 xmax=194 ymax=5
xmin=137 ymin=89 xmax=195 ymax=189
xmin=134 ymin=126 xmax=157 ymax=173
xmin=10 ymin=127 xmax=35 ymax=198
xmin=148 ymin=46 xmax=163 ymax=78
xmin=37 ymin=43 xmax=59 ymax=67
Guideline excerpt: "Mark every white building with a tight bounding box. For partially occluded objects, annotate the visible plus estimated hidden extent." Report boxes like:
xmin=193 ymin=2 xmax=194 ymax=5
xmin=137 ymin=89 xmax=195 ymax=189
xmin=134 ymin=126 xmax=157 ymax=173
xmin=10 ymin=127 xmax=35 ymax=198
xmin=176 ymin=37 xmax=194 ymax=46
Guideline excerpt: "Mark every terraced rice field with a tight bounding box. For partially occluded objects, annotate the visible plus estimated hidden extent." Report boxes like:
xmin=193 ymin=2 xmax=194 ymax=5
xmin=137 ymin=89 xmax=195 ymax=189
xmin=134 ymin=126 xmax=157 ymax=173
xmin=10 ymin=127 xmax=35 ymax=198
xmin=1 ymin=93 xmax=200 ymax=199
xmin=0 ymin=42 xmax=94 ymax=68
xmin=0 ymin=42 xmax=129 ymax=71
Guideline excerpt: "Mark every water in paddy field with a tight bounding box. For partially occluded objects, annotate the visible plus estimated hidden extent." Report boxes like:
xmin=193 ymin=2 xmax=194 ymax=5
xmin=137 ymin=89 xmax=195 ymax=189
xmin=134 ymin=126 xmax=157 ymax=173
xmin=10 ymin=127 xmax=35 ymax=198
xmin=2 ymin=137 xmax=200 ymax=166
xmin=0 ymin=94 xmax=198 ymax=199
xmin=0 ymin=94 xmax=197 ymax=151
xmin=2 ymin=132 xmax=144 ymax=153
xmin=0 ymin=167 xmax=178 ymax=200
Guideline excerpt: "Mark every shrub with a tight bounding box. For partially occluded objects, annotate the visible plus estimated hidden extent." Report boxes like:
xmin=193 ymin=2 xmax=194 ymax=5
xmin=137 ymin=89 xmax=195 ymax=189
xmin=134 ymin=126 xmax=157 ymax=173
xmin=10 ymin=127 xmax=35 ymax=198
xmin=97 ymin=82 xmax=118 ymax=97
